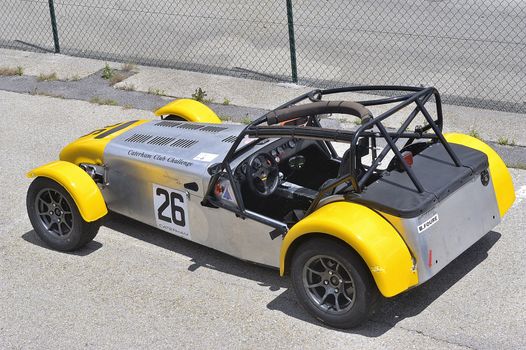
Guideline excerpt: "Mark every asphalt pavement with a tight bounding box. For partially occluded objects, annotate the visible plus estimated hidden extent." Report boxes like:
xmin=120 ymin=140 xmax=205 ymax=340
xmin=1 ymin=88 xmax=526 ymax=349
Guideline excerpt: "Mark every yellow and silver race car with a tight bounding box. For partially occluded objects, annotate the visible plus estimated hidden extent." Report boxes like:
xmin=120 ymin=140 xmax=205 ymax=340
xmin=26 ymin=86 xmax=515 ymax=328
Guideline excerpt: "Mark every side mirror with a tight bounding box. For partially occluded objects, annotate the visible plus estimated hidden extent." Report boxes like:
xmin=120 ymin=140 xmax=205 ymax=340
xmin=288 ymin=155 xmax=306 ymax=170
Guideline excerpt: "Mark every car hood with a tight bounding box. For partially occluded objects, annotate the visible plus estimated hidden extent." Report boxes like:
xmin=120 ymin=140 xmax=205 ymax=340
xmin=102 ymin=120 xmax=247 ymax=190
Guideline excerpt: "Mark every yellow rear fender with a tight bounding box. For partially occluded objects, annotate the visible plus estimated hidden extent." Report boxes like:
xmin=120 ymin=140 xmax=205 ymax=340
xmin=154 ymin=99 xmax=221 ymax=124
xmin=444 ymin=133 xmax=515 ymax=217
xmin=27 ymin=161 xmax=107 ymax=222
xmin=280 ymin=202 xmax=418 ymax=297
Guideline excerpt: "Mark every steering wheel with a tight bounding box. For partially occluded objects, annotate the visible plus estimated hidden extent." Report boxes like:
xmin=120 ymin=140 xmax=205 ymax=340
xmin=247 ymin=152 xmax=280 ymax=197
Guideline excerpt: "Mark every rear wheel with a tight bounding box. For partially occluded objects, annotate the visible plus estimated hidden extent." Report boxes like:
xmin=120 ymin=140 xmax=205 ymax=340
xmin=26 ymin=177 xmax=101 ymax=251
xmin=291 ymin=238 xmax=379 ymax=328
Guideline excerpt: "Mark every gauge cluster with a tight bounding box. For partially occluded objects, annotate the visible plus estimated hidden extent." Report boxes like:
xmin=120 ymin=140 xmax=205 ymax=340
xmin=235 ymin=138 xmax=302 ymax=179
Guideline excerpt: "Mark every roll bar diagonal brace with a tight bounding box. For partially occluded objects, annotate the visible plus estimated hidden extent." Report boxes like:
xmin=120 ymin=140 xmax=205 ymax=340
xmin=205 ymin=86 xmax=463 ymax=229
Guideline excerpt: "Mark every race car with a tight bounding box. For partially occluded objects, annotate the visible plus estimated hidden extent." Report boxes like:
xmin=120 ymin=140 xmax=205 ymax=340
xmin=26 ymin=86 xmax=515 ymax=328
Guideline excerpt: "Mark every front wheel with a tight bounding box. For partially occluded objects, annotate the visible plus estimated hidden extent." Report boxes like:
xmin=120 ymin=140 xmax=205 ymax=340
xmin=26 ymin=177 xmax=101 ymax=251
xmin=291 ymin=238 xmax=379 ymax=328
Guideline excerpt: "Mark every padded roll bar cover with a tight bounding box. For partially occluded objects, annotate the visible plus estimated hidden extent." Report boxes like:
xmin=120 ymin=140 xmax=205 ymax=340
xmin=266 ymin=100 xmax=372 ymax=125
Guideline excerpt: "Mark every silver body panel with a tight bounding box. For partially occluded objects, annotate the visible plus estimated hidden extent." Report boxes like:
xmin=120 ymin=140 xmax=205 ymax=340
xmin=104 ymin=120 xmax=246 ymax=197
xmin=102 ymin=120 xmax=282 ymax=268
xmin=99 ymin=119 xmax=501 ymax=282
xmin=381 ymin=175 xmax=500 ymax=284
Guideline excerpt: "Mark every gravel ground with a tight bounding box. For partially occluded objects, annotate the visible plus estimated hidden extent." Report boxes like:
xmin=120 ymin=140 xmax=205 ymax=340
xmin=1 ymin=90 xmax=525 ymax=349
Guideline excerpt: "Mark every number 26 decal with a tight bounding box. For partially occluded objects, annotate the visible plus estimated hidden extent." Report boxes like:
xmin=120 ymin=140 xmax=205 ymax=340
xmin=153 ymin=184 xmax=190 ymax=238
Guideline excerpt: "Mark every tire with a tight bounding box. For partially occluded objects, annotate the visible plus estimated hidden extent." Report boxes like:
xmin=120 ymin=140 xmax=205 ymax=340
xmin=26 ymin=177 xmax=101 ymax=251
xmin=290 ymin=238 xmax=379 ymax=328
xmin=165 ymin=115 xmax=186 ymax=121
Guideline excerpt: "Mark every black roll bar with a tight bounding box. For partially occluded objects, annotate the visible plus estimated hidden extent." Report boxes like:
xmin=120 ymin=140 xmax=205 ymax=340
xmin=205 ymin=85 xmax=462 ymax=226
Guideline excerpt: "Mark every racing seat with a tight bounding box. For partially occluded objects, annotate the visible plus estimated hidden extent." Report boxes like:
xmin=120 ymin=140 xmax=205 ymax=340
xmin=319 ymin=139 xmax=368 ymax=194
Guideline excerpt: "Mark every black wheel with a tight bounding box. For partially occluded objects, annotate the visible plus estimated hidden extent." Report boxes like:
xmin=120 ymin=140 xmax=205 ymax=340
xmin=26 ymin=177 xmax=101 ymax=251
xmin=291 ymin=238 xmax=379 ymax=328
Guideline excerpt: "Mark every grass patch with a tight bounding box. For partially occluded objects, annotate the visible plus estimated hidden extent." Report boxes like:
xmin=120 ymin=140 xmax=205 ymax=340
xmin=90 ymin=97 xmax=118 ymax=106
xmin=468 ymin=129 xmax=482 ymax=140
xmin=148 ymin=87 xmax=166 ymax=96
xmin=109 ymin=73 xmax=125 ymax=85
xmin=118 ymin=83 xmax=136 ymax=91
xmin=122 ymin=104 xmax=134 ymax=110
xmin=241 ymin=115 xmax=252 ymax=125
xmin=222 ymin=98 xmax=230 ymax=106
xmin=497 ymin=137 xmax=516 ymax=146
xmin=68 ymin=74 xmax=81 ymax=81
xmin=29 ymin=88 xmax=64 ymax=99
xmin=102 ymin=64 xmax=114 ymax=80
xmin=0 ymin=66 xmax=23 ymax=76
xmin=192 ymin=87 xmax=207 ymax=102
xmin=219 ymin=115 xmax=232 ymax=122
xmin=121 ymin=62 xmax=136 ymax=72
xmin=192 ymin=87 xmax=214 ymax=103
xmin=37 ymin=72 xmax=58 ymax=81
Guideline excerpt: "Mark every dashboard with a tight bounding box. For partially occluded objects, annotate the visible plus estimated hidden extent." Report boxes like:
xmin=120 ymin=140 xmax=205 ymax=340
xmin=235 ymin=137 xmax=307 ymax=180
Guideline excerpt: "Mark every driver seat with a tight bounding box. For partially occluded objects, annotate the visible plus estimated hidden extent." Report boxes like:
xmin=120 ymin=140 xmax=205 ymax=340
xmin=319 ymin=142 xmax=368 ymax=194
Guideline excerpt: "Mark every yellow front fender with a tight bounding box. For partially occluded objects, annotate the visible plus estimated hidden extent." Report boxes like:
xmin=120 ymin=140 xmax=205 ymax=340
xmin=155 ymin=99 xmax=221 ymax=124
xmin=27 ymin=161 xmax=107 ymax=222
xmin=280 ymin=202 xmax=418 ymax=297
xmin=444 ymin=133 xmax=515 ymax=217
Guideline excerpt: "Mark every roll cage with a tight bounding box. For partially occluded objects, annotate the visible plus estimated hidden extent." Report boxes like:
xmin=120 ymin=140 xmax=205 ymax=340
xmin=204 ymin=86 xmax=464 ymax=237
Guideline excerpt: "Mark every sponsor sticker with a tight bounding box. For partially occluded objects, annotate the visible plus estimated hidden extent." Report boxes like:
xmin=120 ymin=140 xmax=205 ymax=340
xmin=418 ymin=213 xmax=439 ymax=233
xmin=193 ymin=152 xmax=219 ymax=162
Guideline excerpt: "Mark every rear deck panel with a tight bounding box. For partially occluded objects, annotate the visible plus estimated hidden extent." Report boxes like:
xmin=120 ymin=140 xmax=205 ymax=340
xmin=381 ymin=174 xmax=500 ymax=284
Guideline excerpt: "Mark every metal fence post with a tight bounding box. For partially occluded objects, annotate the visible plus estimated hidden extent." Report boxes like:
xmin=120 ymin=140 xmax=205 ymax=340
xmin=285 ymin=0 xmax=298 ymax=83
xmin=48 ymin=0 xmax=60 ymax=53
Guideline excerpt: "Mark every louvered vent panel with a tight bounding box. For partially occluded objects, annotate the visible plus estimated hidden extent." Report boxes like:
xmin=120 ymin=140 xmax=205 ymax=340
xmin=221 ymin=135 xmax=237 ymax=143
xmin=147 ymin=136 xmax=175 ymax=146
xmin=170 ymin=139 xmax=199 ymax=148
xmin=177 ymin=123 xmax=204 ymax=130
xmin=124 ymin=134 xmax=153 ymax=143
xmin=155 ymin=121 xmax=182 ymax=127
xmin=200 ymin=126 xmax=228 ymax=133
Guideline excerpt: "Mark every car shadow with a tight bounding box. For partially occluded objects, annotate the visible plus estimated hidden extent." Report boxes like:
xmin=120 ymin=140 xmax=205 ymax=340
xmin=21 ymin=230 xmax=103 ymax=256
xmin=103 ymin=212 xmax=288 ymax=291
xmin=267 ymin=230 xmax=501 ymax=336
xmin=104 ymin=213 xmax=500 ymax=335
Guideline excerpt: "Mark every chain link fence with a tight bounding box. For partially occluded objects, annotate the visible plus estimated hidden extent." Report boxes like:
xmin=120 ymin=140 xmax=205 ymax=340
xmin=1 ymin=0 xmax=525 ymax=113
